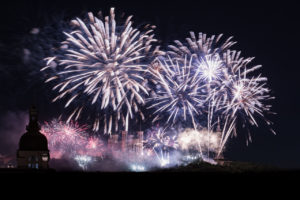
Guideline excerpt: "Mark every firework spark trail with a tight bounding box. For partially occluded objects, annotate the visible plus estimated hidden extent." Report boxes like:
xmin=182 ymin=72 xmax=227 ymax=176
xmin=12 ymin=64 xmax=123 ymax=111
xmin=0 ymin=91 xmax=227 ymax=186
xmin=42 ymin=8 xmax=164 ymax=133
xmin=168 ymin=32 xmax=236 ymax=59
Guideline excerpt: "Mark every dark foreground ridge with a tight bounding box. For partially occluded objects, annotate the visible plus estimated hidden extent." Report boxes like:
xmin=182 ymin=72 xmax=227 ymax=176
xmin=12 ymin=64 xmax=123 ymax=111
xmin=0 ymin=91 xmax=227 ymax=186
xmin=1 ymin=162 xmax=299 ymax=190
xmin=0 ymin=161 xmax=298 ymax=177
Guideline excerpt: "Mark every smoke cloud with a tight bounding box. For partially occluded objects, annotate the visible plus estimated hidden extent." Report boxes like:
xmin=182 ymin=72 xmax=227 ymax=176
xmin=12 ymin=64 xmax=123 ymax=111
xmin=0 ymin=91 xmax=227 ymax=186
xmin=0 ymin=111 xmax=28 ymax=165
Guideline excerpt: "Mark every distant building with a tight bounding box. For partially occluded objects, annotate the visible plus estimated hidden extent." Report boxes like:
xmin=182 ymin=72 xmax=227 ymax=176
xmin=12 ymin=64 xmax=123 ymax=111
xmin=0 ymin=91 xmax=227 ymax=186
xmin=16 ymin=106 xmax=50 ymax=169
xmin=107 ymin=130 xmax=144 ymax=156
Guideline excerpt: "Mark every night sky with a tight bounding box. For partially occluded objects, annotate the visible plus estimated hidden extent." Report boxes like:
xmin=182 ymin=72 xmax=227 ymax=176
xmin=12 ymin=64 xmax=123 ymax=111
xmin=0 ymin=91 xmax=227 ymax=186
xmin=0 ymin=0 xmax=298 ymax=169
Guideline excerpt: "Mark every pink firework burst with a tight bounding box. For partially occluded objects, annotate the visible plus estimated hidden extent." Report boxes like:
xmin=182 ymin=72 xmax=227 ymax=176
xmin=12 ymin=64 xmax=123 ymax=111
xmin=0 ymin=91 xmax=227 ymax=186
xmin=41 ymin=119 xmax=104 ymax=159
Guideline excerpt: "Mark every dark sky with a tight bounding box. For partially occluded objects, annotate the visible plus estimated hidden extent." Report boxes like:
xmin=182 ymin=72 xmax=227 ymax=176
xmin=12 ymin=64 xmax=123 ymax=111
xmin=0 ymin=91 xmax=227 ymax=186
xmin=0 ymin=0 xmax=299 ymax=168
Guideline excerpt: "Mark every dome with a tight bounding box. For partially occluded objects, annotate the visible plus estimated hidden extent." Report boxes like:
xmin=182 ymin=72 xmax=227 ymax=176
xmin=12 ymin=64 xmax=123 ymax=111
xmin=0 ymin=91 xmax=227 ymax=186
xmin=19 ymin=131 xmax=49 ymax=151
xmin=18 ymin=106 xmax=49 ymax=151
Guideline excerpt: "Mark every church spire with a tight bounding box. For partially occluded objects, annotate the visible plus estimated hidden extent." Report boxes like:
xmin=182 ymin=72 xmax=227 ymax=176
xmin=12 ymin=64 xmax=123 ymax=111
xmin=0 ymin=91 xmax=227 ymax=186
xmin=26 ymin=106 xmax=41 ymax=133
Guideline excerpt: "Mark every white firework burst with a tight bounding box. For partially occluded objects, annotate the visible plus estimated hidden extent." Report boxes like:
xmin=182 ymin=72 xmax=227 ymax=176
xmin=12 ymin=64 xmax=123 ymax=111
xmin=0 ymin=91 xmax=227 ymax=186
xmin=166 ymin=32 xmax=237 ymax=100
xmin=42 ymin=8 xmax=163 ymax=133
xmin=208 ymin=52 xmax=275 ymax=156
xmin=208 ymin=49 xmax=273 ymax=123
xmin=148 ymin=55 xmax=204 ymax=129
xmin=196 ymin=54 xmax=224 ymax=83
xmin=158 ymin=31 xmax=274 ymax=157
xmin=145 ymin=127 xmax=178 ymax=150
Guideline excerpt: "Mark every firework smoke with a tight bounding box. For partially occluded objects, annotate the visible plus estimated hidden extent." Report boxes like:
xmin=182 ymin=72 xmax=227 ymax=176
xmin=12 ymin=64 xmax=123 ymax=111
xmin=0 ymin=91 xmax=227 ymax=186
xmin=177 ymin=128 xmax=221 ymax=158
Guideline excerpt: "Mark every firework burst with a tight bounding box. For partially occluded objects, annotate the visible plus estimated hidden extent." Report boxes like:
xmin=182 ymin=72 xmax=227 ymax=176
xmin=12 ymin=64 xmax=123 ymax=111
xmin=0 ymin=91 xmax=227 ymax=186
xmin=42 ymin=8 xmax=163 ymax=133
xmin=144 ymin=126 xmax=178 ymax=166
xmin=145 ymin=126 xmax=178 ymax=150
xmin=41 ymin=119 xmax=105 ymax=160
xmin=211 ymin=69 xmax=274 ymax=156
xmin=153 ymin=32 xmax=275 ymax=157
xmin=148 ymin=55 xmax=205 ymax=129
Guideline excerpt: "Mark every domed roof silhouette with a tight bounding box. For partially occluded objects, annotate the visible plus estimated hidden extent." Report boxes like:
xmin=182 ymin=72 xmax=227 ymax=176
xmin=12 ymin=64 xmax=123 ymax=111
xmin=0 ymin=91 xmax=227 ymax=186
xmin=19 ymin=132 xmax=48 ymax=151
xmin=18 ymin=106 xmax=49 ymax=151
